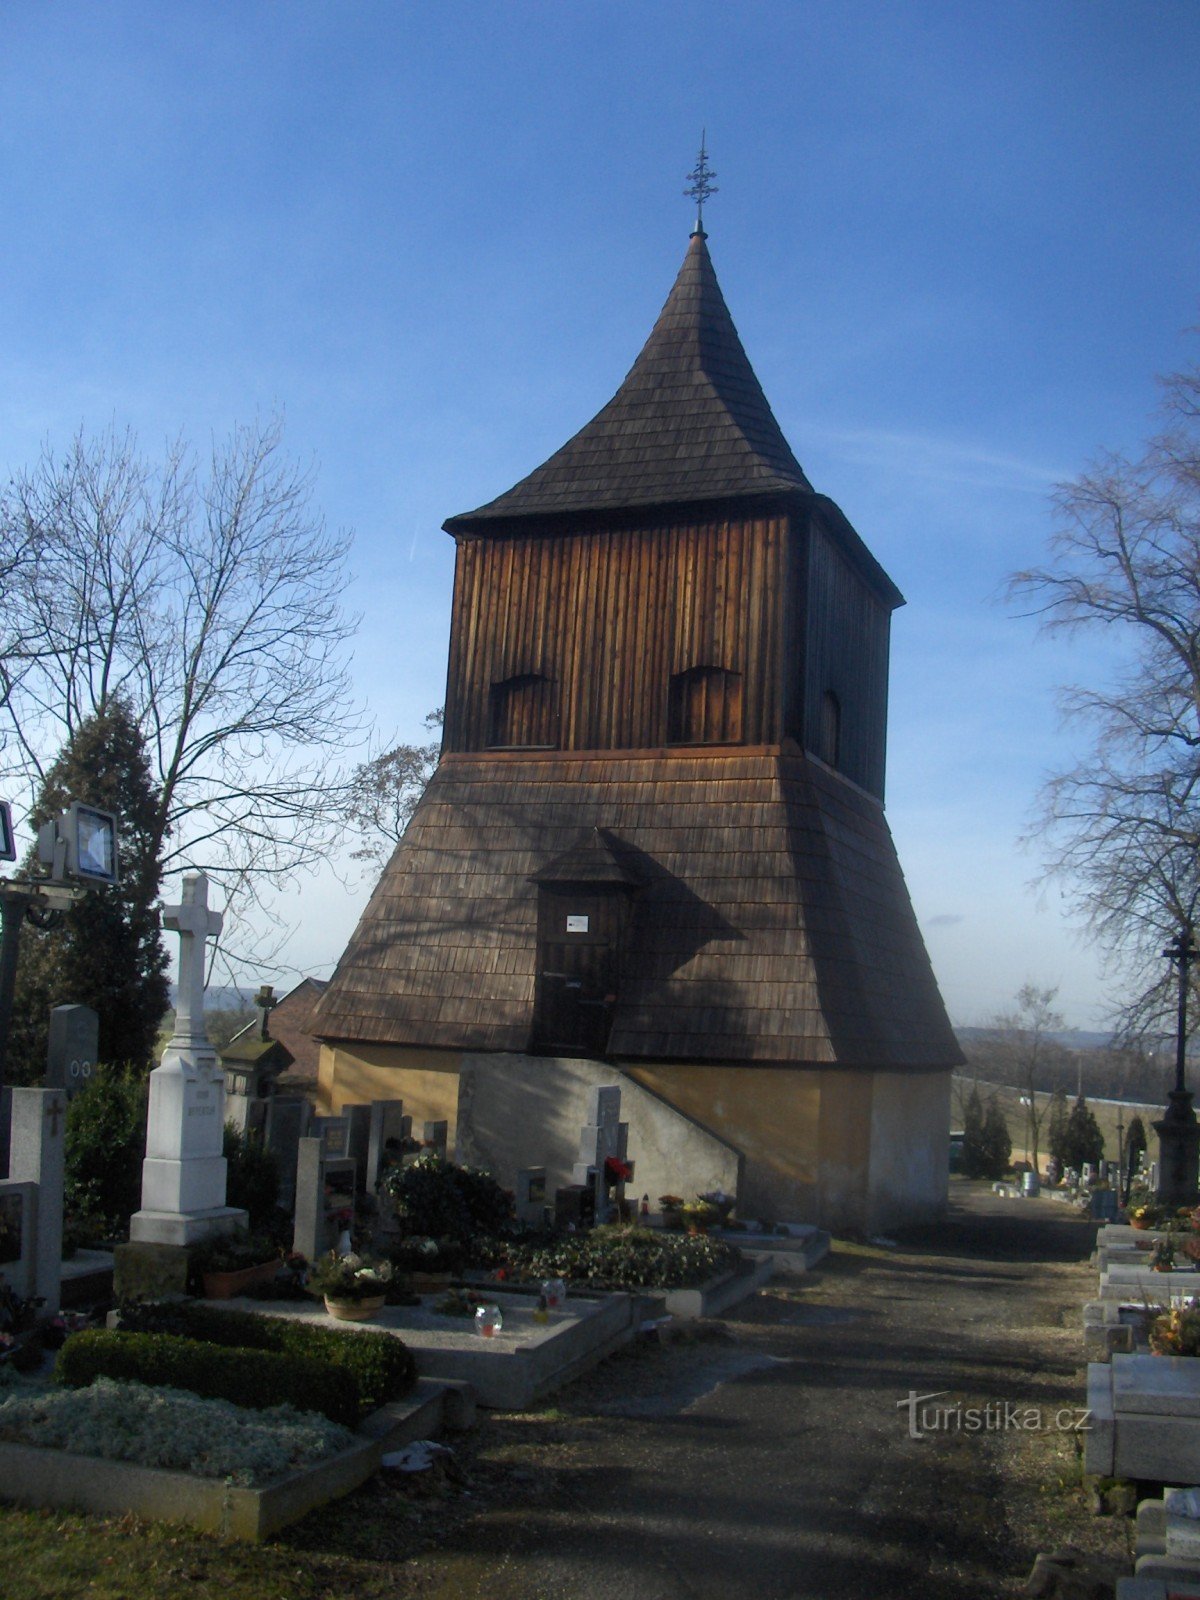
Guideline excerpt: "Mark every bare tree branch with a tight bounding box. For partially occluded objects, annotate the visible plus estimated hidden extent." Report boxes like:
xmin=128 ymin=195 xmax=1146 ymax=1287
xmin=0 ymin=416 xmax=364 ymax=942
xmin=1010 ymin=356 xmax=1200 ymax=1034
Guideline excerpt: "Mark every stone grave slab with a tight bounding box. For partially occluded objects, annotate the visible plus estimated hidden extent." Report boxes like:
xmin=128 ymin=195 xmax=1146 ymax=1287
xmin=237 ymin=1288 xmax=639 ymax=1410
xmin=1113 ymin=1353 xmax=1200 ymax=1418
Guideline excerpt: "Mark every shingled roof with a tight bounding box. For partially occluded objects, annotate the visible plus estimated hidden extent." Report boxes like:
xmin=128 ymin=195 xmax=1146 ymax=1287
xmin=311 ymin=750 xmax=962 ymax=1072
xmin=444 ymin=231 xmax=813 ymax=533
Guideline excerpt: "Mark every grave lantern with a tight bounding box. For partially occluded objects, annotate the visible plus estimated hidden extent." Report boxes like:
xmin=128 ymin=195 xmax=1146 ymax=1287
xmin=0 ymin=797 xmax=122 ymax=1109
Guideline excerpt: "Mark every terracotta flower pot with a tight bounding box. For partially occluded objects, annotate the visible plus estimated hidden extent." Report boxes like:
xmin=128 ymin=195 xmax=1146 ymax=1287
xmin=1131 ymin=1217 xmax=1151 ymax=1231
xmin=202 ymin=1260 xmax=281 ymax=1300
xmin=324 ymin=1294 xmax=387 ymax=1322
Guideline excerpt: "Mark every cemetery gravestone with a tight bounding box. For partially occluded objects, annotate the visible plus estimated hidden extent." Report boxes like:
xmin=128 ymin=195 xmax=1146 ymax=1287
xmin=571 ymin=1085 xmax=631 ymax=1223
xmin=366 ymin=1099 xmax=407 ymax=1193
xmin=7 ymin=1087 xmax=66 ymax=1313
xmin=265 ymin=1097 xmax=311 ymax=1210
xmin=129 ymin=874 xmax=246 ymax=1246
xmin=515 ymin=1167 xmax=548 ymax=1227
xmin=45 ymin=1003 xmax=98 ymax=1101
xmin=293 ymin=1135 xmax=328 ymax=1264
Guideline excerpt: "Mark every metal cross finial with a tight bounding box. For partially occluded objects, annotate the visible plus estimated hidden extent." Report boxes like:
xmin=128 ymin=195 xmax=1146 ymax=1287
xmin=684 ymin=132 xmax=718 ymax=236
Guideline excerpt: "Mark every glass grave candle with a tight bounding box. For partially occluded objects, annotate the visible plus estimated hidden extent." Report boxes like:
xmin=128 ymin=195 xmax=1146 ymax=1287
xmin=474 ymin=1303 xmax=503 ymax=1338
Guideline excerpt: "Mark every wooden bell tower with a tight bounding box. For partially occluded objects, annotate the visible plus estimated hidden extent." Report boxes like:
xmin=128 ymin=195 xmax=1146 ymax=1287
xmin=314 ymin=205 xmax=962 ymax=1232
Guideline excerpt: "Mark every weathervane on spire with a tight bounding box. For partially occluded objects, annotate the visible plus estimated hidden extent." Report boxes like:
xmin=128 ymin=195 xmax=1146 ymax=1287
xmin=684 ymin=133 xmax=717 ymax=236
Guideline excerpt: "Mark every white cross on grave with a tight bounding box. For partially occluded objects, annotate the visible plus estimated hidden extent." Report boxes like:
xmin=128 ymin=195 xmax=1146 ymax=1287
xmin=163 ymin=873 xmax=224 ymax=1049
xmin=129 ymin=870 xmax=246 ymax=1246
xmin=572 ymin=1085 xmax=630 ymax=1223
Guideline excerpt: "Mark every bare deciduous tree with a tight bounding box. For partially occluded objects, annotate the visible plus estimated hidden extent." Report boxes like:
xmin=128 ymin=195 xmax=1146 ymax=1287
xmin=341 ymin=709 xmax=442 ymax=868
xmin=980 ymin=984 xmax=1066 ymax=1172
xmin=1010 ymin=353 xmax=1200 ymax=1034
xmin=0 ymin=417 xmax=361 ymax=960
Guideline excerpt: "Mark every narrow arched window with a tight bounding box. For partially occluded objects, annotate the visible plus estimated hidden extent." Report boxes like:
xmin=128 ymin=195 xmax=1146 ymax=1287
xmin=488 ymin=673 xmax=557 ymax=748
xmin=820 ymin=690 xmax=841 ymax=769
xmin=667 ymin=666 xmax=744 ymax=746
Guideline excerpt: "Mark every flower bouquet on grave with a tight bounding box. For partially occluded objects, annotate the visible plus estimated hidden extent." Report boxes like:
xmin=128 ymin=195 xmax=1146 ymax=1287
xmin=699 ymin=1190 xmax=735 ymax=1226
xmin=1150 ymin=1297 xmax=1200 ymax=1356
xmin=307 ymin=1251 xmax=394 ymax=1321
xmin=680 ymin=1200 xmax=720 ymax=1235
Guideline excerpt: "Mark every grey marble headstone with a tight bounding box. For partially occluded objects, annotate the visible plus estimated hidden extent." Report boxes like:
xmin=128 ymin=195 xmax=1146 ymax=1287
xmin=8 ymin=1087 xmax=66 ymax=1313
xmin=45 ymin=1004 xmax=99 ymax=1100
xmin=422 ymin=1120 xmax=449 ymax=1156
xmin=344 ymin=1103 xmax=373 ymax=1190
xmin=571 ymin=1085 xmax=627 ymax=1222
xmin=293 ymin=1135 xmax=328 ymax=1263
xmin=515 ymin=1167 xmax=547 ymax=1226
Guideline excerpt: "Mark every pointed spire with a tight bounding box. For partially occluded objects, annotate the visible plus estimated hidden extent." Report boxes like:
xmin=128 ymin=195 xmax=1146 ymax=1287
xmin=446 ymin=232 xmax=811 ymax=532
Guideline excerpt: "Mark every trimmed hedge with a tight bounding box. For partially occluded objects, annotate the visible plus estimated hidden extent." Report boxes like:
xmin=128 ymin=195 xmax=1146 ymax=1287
xmin=55 ymin=1330 xmax=360 ymax=1428
xmin=116 ymin=1302 xmax=416 ymax=1415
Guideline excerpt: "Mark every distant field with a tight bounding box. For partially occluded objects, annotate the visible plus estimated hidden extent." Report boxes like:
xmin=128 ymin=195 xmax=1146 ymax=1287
xmin=954 ymin=1074 xmax=1162 ymax=1168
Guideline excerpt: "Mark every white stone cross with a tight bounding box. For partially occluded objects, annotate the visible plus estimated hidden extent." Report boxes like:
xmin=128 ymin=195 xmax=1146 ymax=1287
xmin=163 ymin=873 xmax=224 ymax=1047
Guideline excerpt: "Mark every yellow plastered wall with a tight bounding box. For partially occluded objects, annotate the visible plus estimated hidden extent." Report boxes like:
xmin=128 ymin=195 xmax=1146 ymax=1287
xmin=626 ymin=1064 xmax=822 ymax=1220
xmin=318 ymin=1043 xmax=462 ymax=1140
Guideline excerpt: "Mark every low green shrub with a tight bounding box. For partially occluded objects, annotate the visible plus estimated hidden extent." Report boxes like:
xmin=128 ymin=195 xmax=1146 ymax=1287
xmin=116 ymin=1301 xmax=416 ymax=1413
xmin=55 ymin=1329 xmax=360 ymax=1427
xmin=502 ymin=1224 xmax=741 ymax=1290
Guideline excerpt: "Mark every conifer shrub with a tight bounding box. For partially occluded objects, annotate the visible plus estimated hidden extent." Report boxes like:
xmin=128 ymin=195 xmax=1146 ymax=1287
xmin=382 ymin=1153 xmax=512 ymax=1248
xmin=55 ymin=1329 xmax=360 ymax=1427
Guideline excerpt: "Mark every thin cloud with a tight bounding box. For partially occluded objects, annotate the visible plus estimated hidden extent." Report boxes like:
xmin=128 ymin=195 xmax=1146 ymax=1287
xmin=809 ymin=425 xmax=1067 ymax=494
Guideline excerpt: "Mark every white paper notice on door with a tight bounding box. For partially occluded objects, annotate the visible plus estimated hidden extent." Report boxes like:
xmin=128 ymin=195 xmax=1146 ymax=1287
xmin=566 ymin=915 xmax=589 ymax=933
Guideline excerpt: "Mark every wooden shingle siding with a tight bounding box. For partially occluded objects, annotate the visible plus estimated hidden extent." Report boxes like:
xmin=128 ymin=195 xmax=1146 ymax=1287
xmin=312 ymin=749 xmax=962 ymax=1072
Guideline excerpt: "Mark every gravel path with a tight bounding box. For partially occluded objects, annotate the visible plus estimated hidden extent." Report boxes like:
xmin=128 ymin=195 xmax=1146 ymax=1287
xmin=295 ymin=1181 xmax=1135 ymax=1599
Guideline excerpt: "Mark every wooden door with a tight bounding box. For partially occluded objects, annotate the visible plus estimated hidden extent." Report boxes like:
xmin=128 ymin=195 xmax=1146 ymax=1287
xmin=533 ymin=890 xmax=622 ymax=1057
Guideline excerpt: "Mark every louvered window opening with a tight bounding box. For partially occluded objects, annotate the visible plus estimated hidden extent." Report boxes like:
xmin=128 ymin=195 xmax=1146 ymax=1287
xmin=667 ymin=665 xmax=744 ymax=746
xmin=488 ymin=673 xmax=557 ymax=749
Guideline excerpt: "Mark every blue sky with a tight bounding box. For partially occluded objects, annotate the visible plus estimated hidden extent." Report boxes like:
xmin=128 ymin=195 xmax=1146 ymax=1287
xmin=1 ymin=1 xmax=1197 ymax=1026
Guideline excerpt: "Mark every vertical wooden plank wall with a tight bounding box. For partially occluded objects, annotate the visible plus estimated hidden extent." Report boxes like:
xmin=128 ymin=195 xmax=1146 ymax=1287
xmin=443 ymin=516 xmax=788 ymax=753
xmin=801 ymin=520 xmax=890 ymax=798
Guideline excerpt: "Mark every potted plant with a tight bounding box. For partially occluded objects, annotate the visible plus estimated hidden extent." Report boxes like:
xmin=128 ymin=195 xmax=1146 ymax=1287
xmin=1150 ymin=1236 xmax=1177 ymax=1272
xmin=307 ymin=1251 xmax=394 ymax=1321
xmin=658 ymin=1195 xmax=685 ymax=1231
xmin=190 ymin=1233 xmax=281 ymax=1299
xmin=1129 ymin=1203 xmax=1161 ymax=1231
